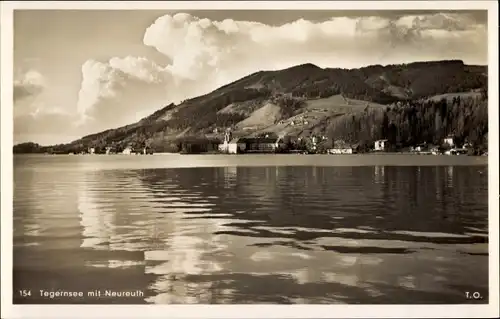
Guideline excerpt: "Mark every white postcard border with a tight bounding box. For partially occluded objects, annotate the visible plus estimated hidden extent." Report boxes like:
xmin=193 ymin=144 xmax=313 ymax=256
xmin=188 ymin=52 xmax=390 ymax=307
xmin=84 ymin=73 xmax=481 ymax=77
xmin=1 ymin=1 xmax=498 ymax=318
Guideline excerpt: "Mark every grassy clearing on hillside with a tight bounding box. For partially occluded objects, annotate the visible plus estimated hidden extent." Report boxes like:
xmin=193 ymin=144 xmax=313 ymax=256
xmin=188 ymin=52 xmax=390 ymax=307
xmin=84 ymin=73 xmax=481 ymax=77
xmin=365 ymin=75 xmax=410 ymax=99
xmin=216 ymin=100 xmax=264 ymax=116
xmin=235 ymin=103 xmax=282 ymax=131
xmin=305 ymin=94 xmax=386 ymax=113
xmin=238 ymin=95 xmax=387 ymax=138
xmin=217 ymin=103 xmax=239 ymax=114
xmin=384 ymin=85 xmax=410 ymax=99
xmin=159 ymin=108 xmax=178 ymax=121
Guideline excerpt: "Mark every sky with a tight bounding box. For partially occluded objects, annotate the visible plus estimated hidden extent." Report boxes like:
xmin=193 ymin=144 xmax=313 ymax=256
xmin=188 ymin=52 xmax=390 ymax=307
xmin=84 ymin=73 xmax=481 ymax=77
xmin=13 ymin=9 xmax=488 ymax=145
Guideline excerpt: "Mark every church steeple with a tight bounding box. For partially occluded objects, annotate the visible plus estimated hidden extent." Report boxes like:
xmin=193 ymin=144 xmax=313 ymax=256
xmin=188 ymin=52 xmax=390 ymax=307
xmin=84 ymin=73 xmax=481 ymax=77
xmin=224 ymin=130 xmax=232 ymax=143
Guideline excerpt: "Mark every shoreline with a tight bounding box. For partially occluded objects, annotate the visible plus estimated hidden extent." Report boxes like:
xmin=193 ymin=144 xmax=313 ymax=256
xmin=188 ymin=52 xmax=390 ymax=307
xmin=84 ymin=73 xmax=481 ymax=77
xmin=13 ymin=153 xmax=488 ymax=171
xmin=13 ymin=151 xmax=488 ymax=157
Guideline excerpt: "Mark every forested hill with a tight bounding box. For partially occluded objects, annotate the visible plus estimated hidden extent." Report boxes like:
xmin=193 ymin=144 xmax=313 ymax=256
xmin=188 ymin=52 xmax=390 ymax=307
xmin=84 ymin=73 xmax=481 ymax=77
xmin=14 ymin=60 xmax=488 ymax=154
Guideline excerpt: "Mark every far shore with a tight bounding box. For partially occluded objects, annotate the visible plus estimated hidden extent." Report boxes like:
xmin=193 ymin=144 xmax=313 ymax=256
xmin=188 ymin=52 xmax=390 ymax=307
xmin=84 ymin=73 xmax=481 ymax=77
xmin=13 ymin=152 xmax=488 ymax=170
xmin=14 ymin=151 xmax=488 ymax=157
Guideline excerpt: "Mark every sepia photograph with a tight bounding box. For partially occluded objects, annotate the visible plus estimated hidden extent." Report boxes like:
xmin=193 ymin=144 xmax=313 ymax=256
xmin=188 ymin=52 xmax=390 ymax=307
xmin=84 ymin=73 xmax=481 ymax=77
xmin=1 ymin=1 xmax=499 ymax=318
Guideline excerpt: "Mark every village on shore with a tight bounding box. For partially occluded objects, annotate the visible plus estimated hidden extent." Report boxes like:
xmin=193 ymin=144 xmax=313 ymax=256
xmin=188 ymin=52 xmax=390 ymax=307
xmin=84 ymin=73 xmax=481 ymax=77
xmin=71 ymin=129 xmax=485 ymax=157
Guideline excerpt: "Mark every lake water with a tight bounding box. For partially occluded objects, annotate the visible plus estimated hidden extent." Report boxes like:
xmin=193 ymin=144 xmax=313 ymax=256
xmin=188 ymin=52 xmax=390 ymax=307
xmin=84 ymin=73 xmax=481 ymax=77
xmin=13 ymin=154 xmax=489 ymax=304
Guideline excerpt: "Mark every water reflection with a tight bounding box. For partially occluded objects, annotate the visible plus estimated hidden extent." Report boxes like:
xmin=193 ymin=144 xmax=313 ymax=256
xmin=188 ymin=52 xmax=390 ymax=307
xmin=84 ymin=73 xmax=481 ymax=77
xmin=135 ymin=166 xmax=488 ymax=304
xmin=447 ymin=166 xmax=454 ymax=189
xmin=374 ymin=166 xmax=385 ymax=184
xmin=78 ymin=175 xmax=113 ymax=250
xmin=14 ymin=163 xmax=489 ymax=304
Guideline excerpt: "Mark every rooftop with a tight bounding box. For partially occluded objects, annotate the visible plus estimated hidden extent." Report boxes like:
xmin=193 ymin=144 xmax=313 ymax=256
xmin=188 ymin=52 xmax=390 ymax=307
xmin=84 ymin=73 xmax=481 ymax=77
xmin=229 ymin=137 xmax=283 ymax=144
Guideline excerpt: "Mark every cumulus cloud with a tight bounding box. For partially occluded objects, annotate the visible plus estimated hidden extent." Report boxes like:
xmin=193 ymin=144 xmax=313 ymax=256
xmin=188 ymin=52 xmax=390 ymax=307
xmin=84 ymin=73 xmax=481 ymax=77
xmin=74 ymin=11 xmax=487 ymax=135
xmin=13 ymin=70 xmax=50 ymax=121
xmin=13 ymin=70 xmax=46 ymax=102
xmin=76 ymin=56 xmax=178 ymax=132
xmin=143 ymin=12 xmax=486 ymax=75
xmin=13 ymin=69 xmax=83 ymax=144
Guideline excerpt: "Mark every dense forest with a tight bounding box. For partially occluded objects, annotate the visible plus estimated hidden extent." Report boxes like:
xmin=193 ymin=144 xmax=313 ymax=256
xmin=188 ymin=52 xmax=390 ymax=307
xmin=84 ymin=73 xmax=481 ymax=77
xmin=13 ymin=142 xmax=43 ymax=154
xmin=325 ymin=94 xmax=488 ymax=153
xmin=13 ymin=60 xmax=488 ymax=155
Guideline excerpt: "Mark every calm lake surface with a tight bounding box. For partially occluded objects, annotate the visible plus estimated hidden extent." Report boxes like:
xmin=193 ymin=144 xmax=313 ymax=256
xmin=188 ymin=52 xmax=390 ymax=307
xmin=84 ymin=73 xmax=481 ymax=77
xmin=13 ymin=154 xmax=489 ymax=304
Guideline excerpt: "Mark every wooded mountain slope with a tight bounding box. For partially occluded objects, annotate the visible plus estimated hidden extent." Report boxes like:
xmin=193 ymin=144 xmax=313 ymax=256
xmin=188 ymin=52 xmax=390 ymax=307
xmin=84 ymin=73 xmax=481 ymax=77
xmin=14 ymin=60 xmax=488 ymax=154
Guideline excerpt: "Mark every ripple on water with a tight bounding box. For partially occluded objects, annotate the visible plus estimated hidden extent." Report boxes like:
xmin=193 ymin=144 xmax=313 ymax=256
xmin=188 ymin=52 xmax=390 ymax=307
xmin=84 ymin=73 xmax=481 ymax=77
xmin=13 ymin=162 xmax=489 ymax=304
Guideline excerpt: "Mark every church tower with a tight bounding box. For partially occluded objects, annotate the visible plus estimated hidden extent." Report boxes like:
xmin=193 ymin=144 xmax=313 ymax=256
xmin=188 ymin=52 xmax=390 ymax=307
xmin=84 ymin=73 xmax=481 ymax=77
xmin=224 ymin=130 xmax=232 ymax=144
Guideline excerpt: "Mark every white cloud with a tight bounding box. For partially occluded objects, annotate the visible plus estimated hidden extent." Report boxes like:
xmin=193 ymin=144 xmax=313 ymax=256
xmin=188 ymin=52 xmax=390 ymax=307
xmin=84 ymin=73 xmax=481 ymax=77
xmin=27 ymin=12 xmax=487 ymax=143
xmin=13 ymin=70 xmax=83 ymax=144
xmin=13 ymin=70 xmax=46 ymax=102
xmin=143 ymin=12 xmax=486 ymax=74
xmin=76 ymin=57 xmax=177 ymax=132
xmin=13 ymin=70 xmax=51 ymax=122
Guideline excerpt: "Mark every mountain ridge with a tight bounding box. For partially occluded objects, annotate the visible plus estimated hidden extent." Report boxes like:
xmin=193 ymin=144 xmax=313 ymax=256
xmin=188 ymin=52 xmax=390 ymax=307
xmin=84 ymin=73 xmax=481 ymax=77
xmin=14 ymin=59 xmax=488 ymax=154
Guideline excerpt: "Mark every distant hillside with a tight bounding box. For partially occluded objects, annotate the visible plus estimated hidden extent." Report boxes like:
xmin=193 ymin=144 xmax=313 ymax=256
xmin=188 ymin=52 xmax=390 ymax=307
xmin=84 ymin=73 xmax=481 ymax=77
xmin=14 ymin=60 xmax=488 ymax=154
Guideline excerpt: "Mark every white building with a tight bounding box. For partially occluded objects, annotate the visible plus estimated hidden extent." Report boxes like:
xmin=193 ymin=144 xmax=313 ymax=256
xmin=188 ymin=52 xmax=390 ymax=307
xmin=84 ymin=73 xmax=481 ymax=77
xmin=122 ymin=147 xmax=132 ymax=155
xmin=374 ymin=139 xmax=388 ymax=151
xmin=328 ymin=148 xmax=353 ymax=155
xmin=218 ymin=143 xmax=228 ymax=153
xmin=218 ymin=131 xmax=247 ymax=154
xmin=88 ymin=147 xmax=95 ymax=154
xmin=218 ymin=131 xmax=232 ymax=153
xmin=462 ymin=141 xmax=472 ymax=149
xmin=328 ymin=140 xmax=354 ymax=154
xmin=412 ymin=143 xmax=427 ymax=153
xmin=312 ymin=136 xmax=318 ymax=146
xmin=228 ymin=138 xmax=246 ymax=154
xmin=445 ymin=148 xmax=467 ymax=155
xmin=443 ymin=136 xmax=454 ymax=147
